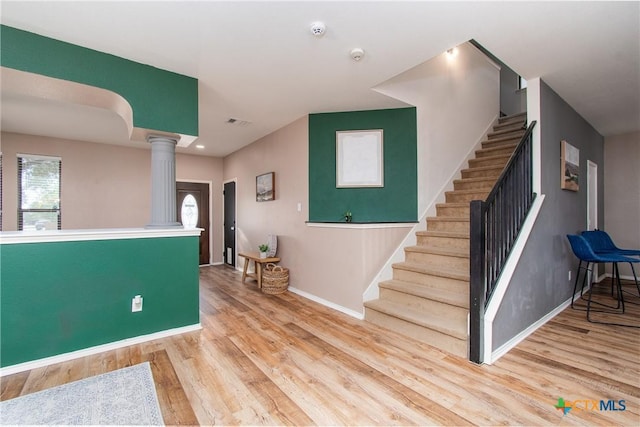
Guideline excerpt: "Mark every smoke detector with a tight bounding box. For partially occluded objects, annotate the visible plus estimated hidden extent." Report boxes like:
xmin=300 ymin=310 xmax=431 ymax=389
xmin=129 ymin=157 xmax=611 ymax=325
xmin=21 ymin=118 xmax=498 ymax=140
xmin=350 ymin=48 xmax=365 ymax=61
xmin=310 ymin=21 xmax=326 ymax=37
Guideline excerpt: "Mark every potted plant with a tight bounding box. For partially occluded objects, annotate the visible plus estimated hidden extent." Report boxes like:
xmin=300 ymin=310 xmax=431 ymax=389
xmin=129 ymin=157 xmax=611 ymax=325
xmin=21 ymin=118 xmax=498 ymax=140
xmin=343 ymin=210 xmax=353 ymax=223
xmin=258 ymin=244 xmax=269 ymax=259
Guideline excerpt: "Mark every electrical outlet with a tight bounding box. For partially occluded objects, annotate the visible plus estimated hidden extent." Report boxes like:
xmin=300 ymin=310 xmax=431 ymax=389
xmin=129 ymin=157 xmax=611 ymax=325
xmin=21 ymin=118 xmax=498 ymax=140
xmin=132 ymin=295 xmax=143 ymax=312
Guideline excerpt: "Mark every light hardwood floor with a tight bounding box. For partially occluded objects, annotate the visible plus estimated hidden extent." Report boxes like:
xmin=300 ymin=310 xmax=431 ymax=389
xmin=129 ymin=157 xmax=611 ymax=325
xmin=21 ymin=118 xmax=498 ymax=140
xmin=2 ymin=265 xmax=639 ymax=426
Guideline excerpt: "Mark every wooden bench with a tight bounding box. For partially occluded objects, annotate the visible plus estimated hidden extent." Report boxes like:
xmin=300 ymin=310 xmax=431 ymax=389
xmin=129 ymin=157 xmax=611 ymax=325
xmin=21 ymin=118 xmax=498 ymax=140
xmin=238 ymin=252 xmax=280 ymax=288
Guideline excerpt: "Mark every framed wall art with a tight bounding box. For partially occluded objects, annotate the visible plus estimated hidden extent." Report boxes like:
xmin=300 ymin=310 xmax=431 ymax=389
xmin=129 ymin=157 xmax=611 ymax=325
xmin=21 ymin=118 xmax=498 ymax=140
xmin=561 ymin=140 xmax=579 ymax=191
xmin=336 ymin=129 xmax=384 ymax=188
xmin=256 ymin=172 xmax=275 ymax=201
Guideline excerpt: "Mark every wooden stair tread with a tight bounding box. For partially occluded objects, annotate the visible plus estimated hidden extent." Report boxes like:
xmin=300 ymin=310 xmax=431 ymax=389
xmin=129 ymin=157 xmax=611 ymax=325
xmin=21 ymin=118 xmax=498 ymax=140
xmin=493 ymin=120 xmax=526 ymax=131
xmin=468 ymin=153 xmax=512 ymax=162
xmin=461 ymin=164 xmax=504 ymax=173
xmin=499 ymin=112 xmax=527 ymax=123
xmin=487 ymin=128 xmax=525 ymax=139
xmin=445 ymin=189 xmax=489 ymax=196
xmin=435 ymin=202 xmax=469 ymax=208
xmin=453 ymin=177 xmax=498 ymax=185
xmin=379 ymin=279 xmax=469 ymax=309
xmin=476 ymin=143 xmax=517 ymax=154
xmin=364 ymin=299 xmax=467 ymax=340
xmin=482 ymin=134 xmax=524 ymax=145
xmin=405 ymin=245 xmax=469 ymax=258
xmin=392 ymin=261 xmax=469 ymax=282
xmin=427 ymin=216 xmax=470 ymax=222
xmin=415 ymin=230 xmax=469 ymax=238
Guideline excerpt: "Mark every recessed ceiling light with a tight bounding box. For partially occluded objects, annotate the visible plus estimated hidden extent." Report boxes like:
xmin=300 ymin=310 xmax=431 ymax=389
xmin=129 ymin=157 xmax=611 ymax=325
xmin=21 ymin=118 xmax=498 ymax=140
xmin=195 ymin=144 xmax=205 ymax=149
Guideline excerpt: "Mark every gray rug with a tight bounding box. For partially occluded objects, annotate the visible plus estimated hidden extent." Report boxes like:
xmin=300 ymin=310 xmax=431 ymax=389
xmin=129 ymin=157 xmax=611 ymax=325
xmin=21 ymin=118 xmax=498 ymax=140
xmin=0 ymin=362 xmax=164 ymax=425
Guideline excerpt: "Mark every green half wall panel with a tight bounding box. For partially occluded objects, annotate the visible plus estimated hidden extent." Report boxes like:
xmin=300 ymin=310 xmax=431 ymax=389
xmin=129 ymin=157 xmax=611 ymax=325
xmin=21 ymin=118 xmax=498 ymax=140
xmin=309 ymin=107 xmax=417 ymax=222
xmin=0 ymin=236 xmax=200 ymax=367
xmin=1 ymin=25 xmax=198 ymax=136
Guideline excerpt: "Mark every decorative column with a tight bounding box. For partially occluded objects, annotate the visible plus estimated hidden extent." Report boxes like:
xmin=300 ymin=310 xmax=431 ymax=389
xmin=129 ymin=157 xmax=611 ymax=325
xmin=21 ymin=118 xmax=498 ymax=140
xmin=146 ymin=136 xmax=183 ymax=228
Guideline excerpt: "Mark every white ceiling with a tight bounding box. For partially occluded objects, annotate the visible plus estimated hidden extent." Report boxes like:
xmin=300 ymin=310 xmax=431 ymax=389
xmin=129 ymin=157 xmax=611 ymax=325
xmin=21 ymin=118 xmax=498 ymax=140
xmin=1 ymin=1 xmax=638 ymax=157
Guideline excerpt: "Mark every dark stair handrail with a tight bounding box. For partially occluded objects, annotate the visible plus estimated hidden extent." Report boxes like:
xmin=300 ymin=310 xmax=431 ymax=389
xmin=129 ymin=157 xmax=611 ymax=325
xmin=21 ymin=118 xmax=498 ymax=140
xmin=469 ymin=120 xmax=537 ymax=364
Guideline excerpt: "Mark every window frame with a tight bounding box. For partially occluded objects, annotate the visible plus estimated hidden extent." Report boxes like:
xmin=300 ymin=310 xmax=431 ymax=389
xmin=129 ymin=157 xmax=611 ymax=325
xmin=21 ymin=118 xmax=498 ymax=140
xmin=17 ymin=154 xmax=62 ymax=231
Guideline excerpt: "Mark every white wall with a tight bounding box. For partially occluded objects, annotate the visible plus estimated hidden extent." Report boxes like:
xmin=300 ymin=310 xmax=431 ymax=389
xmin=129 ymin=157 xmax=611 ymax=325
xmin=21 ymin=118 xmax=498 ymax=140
xmin=373 ymin=42 xmax=500 ymax=218
xmin=604 ymin=131 xmax=640 ymax=277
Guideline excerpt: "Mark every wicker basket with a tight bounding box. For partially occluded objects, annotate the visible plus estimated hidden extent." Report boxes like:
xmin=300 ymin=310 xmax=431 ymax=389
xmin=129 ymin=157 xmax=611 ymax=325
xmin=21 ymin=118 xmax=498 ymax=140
xmin=262 ymin=264 xmax=289 ymax=294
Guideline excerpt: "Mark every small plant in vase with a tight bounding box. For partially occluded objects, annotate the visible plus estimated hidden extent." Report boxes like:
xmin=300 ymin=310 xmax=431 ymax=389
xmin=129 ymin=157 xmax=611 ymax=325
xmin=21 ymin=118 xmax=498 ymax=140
xmin=258 ymin=244 xmax=269 ymax=259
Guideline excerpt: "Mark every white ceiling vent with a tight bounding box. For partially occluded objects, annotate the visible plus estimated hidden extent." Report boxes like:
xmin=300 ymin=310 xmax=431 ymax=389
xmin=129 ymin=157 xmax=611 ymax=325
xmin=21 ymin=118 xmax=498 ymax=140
xmin=226 ymin=118 xmax=251 ymax=127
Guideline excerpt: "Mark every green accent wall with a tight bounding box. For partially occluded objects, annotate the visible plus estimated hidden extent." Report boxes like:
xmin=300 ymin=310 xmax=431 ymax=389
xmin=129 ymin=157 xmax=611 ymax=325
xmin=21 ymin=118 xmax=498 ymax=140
xmin=1 ymin=25 xmax=198 ymax=136
xmin=309 ymin=108 xmax=417 ymax=222
xmin=0 ymin=236 xmax=200 ymax=367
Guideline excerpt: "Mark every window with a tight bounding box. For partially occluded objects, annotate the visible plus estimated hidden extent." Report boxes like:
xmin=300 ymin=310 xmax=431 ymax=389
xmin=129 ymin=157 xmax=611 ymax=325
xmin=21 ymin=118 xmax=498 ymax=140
xmin=18 ymin=154 xmax=61 ymax=231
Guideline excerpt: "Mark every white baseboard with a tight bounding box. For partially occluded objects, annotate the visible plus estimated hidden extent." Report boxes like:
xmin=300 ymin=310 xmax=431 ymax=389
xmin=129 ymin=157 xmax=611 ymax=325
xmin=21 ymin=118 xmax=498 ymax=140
xmin=605 ymin=272 xmax=638 ymax=282
xmin=288 ymin=286 xmax=364 ymax=320
xmin=488 ymin=297 xmax=572 ymax=364
xmin=0 ymin=323 xmax=202 ymax=377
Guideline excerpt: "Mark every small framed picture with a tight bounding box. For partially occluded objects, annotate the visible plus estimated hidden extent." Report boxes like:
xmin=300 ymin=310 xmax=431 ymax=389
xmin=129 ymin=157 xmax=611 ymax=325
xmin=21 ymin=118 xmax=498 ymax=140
xmin=560 ymin=140 xmax=579 ymax=191
xmin=256 ymin=172 xmax=275 ymax=201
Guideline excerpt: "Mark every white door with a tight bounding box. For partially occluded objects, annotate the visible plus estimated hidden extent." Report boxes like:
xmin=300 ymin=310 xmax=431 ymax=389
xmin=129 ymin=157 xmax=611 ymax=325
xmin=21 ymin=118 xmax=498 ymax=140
xmin=587 ymin=160 xmax=598 ymax=279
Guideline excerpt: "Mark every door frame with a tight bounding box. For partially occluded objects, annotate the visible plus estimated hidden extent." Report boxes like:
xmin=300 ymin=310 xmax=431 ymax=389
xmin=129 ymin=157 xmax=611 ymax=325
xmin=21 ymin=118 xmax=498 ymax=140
xmin=177 ymin=178 xmax=213 ymax=265
xmin=223 ymin=177 xmax=238 ymax=269
xmin=586 ymin=160 xmax=598 ymax=279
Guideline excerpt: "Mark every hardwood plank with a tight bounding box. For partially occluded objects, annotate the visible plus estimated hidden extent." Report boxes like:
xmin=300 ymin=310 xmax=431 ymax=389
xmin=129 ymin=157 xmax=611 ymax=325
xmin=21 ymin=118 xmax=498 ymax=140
xmin=2 ymin=266 xmax=638 ymax=427
xmin=147 ymin=349 xmax=199 ymax=426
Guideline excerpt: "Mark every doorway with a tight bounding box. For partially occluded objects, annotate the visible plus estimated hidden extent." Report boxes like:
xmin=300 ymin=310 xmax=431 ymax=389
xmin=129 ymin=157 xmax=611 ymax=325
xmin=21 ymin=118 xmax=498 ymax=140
xmin=223 ymin=180 xmax=236 ymax=267
xmin=177 ymin=181 xmax=210 ymax=265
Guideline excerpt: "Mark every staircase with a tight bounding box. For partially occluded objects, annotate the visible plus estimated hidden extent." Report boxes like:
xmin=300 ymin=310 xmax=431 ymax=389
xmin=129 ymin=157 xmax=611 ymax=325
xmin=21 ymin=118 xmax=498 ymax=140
xmin=364 ymin=112 xmax=527 ymax=358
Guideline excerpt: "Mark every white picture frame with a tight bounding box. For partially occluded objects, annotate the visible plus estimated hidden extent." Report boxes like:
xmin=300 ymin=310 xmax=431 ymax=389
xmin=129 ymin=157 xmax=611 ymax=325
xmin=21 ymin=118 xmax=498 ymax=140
xmin=336 ymin=129 xmax=384 ymax=188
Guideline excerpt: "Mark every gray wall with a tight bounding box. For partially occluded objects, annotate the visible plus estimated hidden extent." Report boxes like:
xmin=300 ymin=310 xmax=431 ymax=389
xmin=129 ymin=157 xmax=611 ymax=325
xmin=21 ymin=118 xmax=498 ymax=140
xmin=500 ymin=64 xmax=525 ymax=117
xmin=492 ymin=80 xmax=604 ymax=349
xmin=604 ymin=131 xmax=640 ymax=277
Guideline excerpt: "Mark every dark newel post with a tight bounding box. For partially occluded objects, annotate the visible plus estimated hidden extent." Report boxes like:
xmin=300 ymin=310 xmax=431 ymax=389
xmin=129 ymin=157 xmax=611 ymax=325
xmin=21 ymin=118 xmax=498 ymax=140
xmin=469 ymin=200 xmax=486 ymax=364
xmin=146 ymin=136 xmax=183 ymax=229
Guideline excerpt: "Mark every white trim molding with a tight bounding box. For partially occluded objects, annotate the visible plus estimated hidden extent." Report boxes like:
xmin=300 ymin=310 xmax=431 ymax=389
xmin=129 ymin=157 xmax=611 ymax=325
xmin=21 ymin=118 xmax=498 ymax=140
xmin=488 ymin=296 xmax=571 ymax=364
xmin=0 ymin=227 xmax=202 ymax=245
xmin=306 ymin=222 xmax=415 ymax=230
xmin=0 ymin=324 xmax=202 ymax=376
xmin=288 ymin=286 xmax=365 ymax=320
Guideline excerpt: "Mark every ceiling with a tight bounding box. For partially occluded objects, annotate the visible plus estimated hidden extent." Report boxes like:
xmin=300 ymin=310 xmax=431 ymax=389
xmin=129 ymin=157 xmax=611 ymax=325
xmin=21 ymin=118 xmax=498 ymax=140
xmin=1 ymin=1 xmax=638 ymax=157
